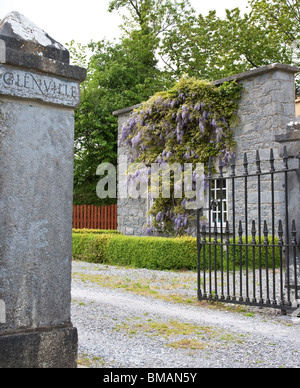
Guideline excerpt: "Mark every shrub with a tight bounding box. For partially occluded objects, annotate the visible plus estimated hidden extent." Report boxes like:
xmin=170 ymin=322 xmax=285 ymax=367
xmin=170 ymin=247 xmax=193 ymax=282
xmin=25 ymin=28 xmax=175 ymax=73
xmin=199 ymin=237 xmax=281 ymax=271
xmin=72 ymin=233 xmax=113 ymax=263
xmin=104 ymin=235 xmax=197 ymax=270
xmin=72 ymin=232 xmax=281 ymax=271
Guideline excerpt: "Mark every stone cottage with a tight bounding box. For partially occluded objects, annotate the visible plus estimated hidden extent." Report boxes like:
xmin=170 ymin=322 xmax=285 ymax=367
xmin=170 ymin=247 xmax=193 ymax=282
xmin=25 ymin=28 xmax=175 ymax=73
xmin=113 ymin=64 xmax=300 ymax=238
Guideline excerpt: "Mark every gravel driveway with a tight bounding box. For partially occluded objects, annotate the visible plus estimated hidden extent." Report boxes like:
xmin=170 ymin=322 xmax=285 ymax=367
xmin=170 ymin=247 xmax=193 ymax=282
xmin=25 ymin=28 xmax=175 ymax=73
xmin=71 ymin=261 xmax=300 ymax=369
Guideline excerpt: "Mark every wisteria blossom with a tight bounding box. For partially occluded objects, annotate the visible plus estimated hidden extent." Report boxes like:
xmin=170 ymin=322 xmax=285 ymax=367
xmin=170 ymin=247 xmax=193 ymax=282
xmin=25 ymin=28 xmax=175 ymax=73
xmin=121 ymin=76 xmax=242 ymax=235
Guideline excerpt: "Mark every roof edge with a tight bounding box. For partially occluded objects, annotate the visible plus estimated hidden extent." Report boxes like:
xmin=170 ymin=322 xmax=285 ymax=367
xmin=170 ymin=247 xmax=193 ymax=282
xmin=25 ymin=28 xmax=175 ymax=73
xmin=212 ymin=63 xmax=300 ymax=86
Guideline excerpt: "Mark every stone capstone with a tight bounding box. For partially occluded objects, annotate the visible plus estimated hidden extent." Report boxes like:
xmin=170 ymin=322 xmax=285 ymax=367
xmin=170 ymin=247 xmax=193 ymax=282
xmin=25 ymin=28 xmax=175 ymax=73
xmin=0 ymin=11 xmax=86 ymax=81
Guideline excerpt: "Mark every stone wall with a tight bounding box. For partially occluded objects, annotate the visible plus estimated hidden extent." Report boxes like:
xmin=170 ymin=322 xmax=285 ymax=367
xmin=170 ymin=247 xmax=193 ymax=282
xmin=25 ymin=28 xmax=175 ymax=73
xmin=114 ymin=106 xmax=148 ymax=236
xmin=213 ymin=64 xmax=299 ymax=232
xmin=114 ymin=64 xmax=299 ymax=237
xmin=276 ymin=116 xmax=300 ymax=294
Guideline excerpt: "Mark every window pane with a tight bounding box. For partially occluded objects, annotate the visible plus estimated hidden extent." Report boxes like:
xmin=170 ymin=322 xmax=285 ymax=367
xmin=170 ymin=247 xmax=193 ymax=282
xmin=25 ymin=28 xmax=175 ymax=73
xmin=210 ymin=179 xmax=228 ymax=226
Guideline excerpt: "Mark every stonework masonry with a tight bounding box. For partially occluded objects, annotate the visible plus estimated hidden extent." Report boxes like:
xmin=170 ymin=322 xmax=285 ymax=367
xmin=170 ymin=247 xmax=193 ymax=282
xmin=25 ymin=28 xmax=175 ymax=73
xmin=213 ymin=64 xmax=299 ymax=230
xmin=114 ymin=64 xmax=300 ymax=238
xmin=275 ymin=115 xmax=300 ymax=291
xmin=115 ymin=106 xmax=148 ymax=236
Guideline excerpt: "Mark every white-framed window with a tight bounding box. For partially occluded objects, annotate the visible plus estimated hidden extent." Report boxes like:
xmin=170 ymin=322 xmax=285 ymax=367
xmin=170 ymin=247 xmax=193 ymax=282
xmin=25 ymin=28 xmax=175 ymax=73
xmin=210 ymin=179 xmax=228 ymax=226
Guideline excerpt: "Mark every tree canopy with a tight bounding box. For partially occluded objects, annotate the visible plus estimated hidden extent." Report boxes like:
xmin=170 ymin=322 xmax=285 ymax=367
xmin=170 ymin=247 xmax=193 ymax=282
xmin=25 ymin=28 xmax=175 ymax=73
xmin=71 ymin=0 xmax=300 ymax=205
xmin=71 ymin=38 xmax=167 ymax=205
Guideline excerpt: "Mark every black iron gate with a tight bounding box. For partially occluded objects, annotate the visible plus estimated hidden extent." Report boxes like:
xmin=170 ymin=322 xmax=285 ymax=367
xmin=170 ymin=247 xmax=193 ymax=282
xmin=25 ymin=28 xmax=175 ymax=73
xmin=197 ymin=147 xmax=300 ymax=312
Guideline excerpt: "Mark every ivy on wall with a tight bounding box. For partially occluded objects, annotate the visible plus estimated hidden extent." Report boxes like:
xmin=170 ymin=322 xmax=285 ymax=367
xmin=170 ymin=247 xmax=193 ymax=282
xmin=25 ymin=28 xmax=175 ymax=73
xmin=121 ymin=77 xmax=243 ymax=235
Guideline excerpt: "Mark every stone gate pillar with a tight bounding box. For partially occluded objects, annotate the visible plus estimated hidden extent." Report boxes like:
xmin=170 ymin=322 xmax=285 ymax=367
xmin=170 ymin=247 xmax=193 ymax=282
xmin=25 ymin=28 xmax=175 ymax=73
xmin=0 ymin=12 xmax=86 ymax=368
xmin=276 ymin=116 xmax=300 ymax=305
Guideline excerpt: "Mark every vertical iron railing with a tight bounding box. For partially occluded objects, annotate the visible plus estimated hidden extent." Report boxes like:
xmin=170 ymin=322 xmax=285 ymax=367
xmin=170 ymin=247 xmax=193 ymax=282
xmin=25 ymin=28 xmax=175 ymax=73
xmin=197 ymin=147 xmax=300 ymax=312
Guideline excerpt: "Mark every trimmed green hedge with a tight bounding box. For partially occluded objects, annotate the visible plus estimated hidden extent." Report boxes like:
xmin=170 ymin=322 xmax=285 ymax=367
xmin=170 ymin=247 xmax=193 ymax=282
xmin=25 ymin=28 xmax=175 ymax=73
xmin=105 ymin=235 xmax=198 ymax=270
xmin=201 ymin=240 xmax=281 ymax=271
xmin=72 ymin=232 xmax=281 ymax=271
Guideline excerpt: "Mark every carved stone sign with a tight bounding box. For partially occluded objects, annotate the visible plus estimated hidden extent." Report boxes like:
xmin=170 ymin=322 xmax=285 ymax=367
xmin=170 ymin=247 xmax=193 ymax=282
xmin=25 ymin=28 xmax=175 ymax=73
xmin=0 ymin=64 xmax=81 ymax=107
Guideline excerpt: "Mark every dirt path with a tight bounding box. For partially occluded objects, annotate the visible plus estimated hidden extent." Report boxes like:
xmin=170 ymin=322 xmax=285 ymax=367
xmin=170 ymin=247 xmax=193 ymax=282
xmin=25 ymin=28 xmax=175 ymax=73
xmin=71 ymin=261 xmax=300 ymax=368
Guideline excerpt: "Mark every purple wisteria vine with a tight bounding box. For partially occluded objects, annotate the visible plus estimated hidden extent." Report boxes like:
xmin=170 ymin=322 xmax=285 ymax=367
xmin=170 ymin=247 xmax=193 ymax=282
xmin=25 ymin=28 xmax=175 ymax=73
xmin=121 ymin=77 xmax=243 ymax=235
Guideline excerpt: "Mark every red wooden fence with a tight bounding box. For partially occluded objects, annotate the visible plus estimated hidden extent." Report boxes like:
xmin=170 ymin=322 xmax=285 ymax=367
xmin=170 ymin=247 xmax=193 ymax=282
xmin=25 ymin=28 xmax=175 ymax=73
xmin=73 ymin=204 xmax=117 ymax=230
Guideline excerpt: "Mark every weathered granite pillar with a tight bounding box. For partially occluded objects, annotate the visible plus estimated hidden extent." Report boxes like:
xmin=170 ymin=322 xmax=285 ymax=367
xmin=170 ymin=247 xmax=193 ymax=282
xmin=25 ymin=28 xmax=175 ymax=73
xmin=0 ymin=11 xmax=86 ymax=368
